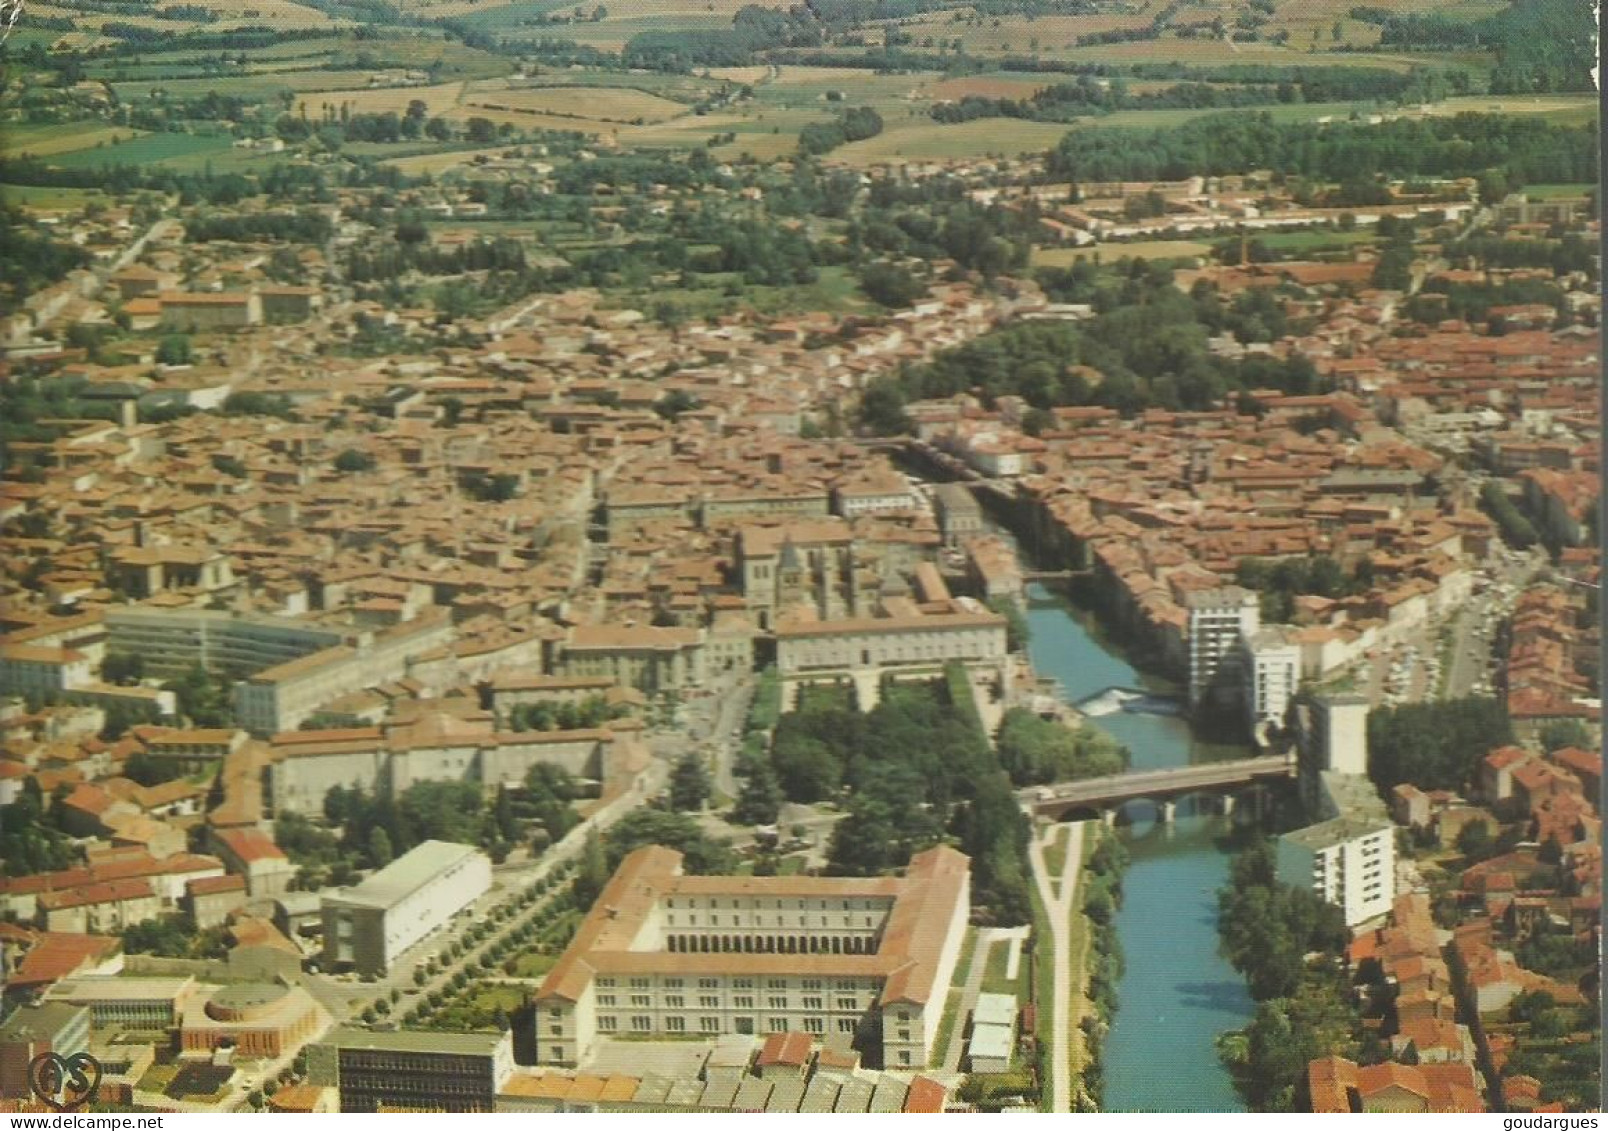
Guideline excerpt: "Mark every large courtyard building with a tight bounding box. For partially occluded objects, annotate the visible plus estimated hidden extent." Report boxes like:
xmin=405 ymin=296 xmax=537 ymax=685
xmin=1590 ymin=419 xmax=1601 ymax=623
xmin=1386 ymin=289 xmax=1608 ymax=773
xmin=534 ymin=845 xmax=970 ymax=1071
xmin=321 ymin=841 xmax=490 ymax=976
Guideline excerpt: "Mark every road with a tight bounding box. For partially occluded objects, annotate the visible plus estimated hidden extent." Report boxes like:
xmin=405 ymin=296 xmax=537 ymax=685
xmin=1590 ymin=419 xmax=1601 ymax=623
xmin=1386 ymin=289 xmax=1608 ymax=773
xmin=1027 ymin=819 xmax=1087 ymax=1114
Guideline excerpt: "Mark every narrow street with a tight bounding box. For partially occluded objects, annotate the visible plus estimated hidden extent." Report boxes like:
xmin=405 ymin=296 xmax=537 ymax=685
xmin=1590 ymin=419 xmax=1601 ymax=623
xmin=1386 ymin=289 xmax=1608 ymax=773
xmin=1027 ymin=819 xmax=1087 ymax=1114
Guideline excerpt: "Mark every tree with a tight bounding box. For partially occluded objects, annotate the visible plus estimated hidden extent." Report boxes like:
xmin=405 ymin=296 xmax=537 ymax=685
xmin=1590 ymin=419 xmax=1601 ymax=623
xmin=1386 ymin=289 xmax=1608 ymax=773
xmin=573 ymin=826 xmax=607 ymax=904
xmin=155 ymin=334 xmax=192 ymax=365
xmin=1456 ymin=818 xmax=1493 ymax=862
xmin=669 ymin=752 xmax=711 ymax=812
xmin=368 ymin=826 xmax=394 ymax=868
xmin=334 ymin=448 xmax=376 ymax=473
xmin=857 ymin=378 xmax=909 ymax=436
xmin=603 ymin=808 xmax=735 ymax=874
xmin=1538 ymin=719 xmax=1592 ymax=752
xmin=859 ymin=262 xmax=927 ymax=308
xmin=732 ymin=755 xmax=783 ymax=826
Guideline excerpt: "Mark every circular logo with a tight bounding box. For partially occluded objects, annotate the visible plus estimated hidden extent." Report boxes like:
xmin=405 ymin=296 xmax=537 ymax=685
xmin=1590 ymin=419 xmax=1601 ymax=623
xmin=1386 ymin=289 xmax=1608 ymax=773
xmin=29 ymin=1051 xmax=102 ymax=1112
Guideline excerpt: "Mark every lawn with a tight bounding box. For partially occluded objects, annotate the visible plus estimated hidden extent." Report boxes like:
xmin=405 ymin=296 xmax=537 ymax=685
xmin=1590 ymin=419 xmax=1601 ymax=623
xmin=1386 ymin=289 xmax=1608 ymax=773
xmin=421 ymin=981 xmax=530 ymax=1032
xmin=930 ymin=925 xmax=979 ymax=1068
xmin=509 ymin=951 xmax=558 ymax=978
xmin=1522 ymin=183 xmax=1597 ymax=199
xmin=1254 ymin=229 xmax=1377 ymax=254
xmin=980 ymin=936 xmax=1029 ymax=1000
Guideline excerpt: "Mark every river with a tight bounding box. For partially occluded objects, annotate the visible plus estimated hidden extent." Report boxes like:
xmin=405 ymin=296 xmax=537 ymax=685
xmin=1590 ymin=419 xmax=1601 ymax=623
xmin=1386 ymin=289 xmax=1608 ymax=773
xmin=1022 ymin=582 xmax=1254 ymax=1112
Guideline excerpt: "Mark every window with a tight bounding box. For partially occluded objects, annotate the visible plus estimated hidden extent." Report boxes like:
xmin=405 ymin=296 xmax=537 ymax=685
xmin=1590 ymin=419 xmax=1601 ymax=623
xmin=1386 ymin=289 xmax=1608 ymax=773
xmin=597 ymin=977 xmax=616 ymax=988
xmin=666 ymin=995 xmax=685 ymax=1009
xmin=597 ymin=1017 xmax=617 ymax=1032
xmin=898 ymin=1010 xmax=910 ymax=1022
xmin=699 ymin=978 xmax=719 ymax=989
xmin=663 ymin=978 xmax=683 ymax=988
xmin=597 ymin=995 xmax=616 ymax=1007
xmin=836 ymin=997 xmax=856 ymax=1011
xmin=666 ymin=1017 xmax=686 ymax=1033
xmin=735 ymin=1018 xmax=754 ymax=1035
xmin=548 ymin=1007 xmax=562 ymax=1018
xmin=549 ymin=1024 xmax=563 ymax=1036
xmin=803 ymin=1018 xmax=824 ymax=1034
xmin=700 ymin=1017 xmax=720 ymax=1033
xmin=630 ymin=995 xmax=651 ymax=1008
xmin=802 ymin=979 xmax=822 ymax=991
xmin=768 ymin=1017 xmax=788 ymax=1032
xmin=733 ymin=978 xmax=754 ymax=989
xmin=898 ymin=1052 xmax=911 ymax=1066
xmin=699 ymin=996 xmax=720 ymax=1009
xmin=836 ymin=1019 xmax=855 ymax=1034
xmin=803 ymin=996 xmax=823 ymax=1011
xmin=631 ymin=1016 xmax=651 ymax=1033
xmin=898 ymin=1028 xmax=910 ymax=1041
xmin=734 ymin=996 xmax=754 ymax=1009
xmin=630 ymin=977 xmax=650 ymax=989
xmin=768 ymin=996 xmax=787 ymax=1010
xmin=767 ymin=979 xmax=787 ymax=990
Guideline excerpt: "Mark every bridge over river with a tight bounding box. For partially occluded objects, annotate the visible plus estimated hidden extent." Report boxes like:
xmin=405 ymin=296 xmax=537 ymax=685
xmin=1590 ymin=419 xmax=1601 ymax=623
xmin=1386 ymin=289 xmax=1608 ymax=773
xmin=1021 ymin=753 xmax=1296 ymax=824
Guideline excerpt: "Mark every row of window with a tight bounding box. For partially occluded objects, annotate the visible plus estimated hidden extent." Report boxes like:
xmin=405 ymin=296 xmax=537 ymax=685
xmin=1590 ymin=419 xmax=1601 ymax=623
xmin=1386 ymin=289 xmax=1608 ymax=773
xmin=597 ymin=976 xmax=865 ymax=991
xmin=591 ymin=1016 xmax=856 ymax=1036
xmin=599 ymin=995 xmax=854 ymax=1012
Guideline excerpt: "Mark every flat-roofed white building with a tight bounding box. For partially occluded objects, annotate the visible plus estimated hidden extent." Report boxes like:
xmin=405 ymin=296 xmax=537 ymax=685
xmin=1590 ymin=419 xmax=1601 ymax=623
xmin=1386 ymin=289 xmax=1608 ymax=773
xmin=1243 ymin=625 xmax=1300 ymax=734
xmin=535 ymin=845 xmax=970 ymax=1072
xmin=321 ymin=840 xmax=490 ymax=976
xmin=1186 ymin=586 xmax=1260 ymax=708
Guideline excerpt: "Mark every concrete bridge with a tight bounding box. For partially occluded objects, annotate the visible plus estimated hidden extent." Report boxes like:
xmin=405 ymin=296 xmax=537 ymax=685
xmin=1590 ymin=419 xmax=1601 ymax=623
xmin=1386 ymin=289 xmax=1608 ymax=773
xmin=1022 ymin=753 xmax=1297 ymax=825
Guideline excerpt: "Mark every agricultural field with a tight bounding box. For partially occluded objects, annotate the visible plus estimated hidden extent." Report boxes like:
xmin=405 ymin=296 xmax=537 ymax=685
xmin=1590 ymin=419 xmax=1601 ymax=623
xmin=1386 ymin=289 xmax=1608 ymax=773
xmin=43 ymin=131 xmax=237 ymax=171
xmin=7 ymin=122 xmax=152 ymax=158
xmin=1033 ymin=240 xmax=1214 ymax=266
xmin=833 ymin=117 xmax=1076 ymax=165
xmin=294 ymin=81 xmax=469 ymax=120
xmin=465 ymin=86 xmax=690 ymax=124
xmin=927 ymin=75 xmax=1052 ymax=102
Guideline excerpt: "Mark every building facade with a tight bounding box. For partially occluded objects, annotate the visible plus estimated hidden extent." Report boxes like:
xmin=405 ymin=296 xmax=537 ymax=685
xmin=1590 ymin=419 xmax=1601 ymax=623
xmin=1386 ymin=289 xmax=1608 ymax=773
xmin=321 ymin=841 xmax=490 ymax=976
xmin=1186 ymin=586 xmax=1261 ymax=708
xmin=308 ymin=1028 xmax=513 ymax=1113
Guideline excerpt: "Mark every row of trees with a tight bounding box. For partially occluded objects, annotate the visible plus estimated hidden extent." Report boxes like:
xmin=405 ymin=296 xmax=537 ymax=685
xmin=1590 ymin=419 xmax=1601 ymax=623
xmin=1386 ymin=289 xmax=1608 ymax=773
xmin=1216 ymin=840 xmax=1369 ymax=1110
xmin=1077 ymin=830 xmax=1129 ymax=1110
xmin=1047 ymin=112 xmax=1598 ymax=189
xmin=1365 ymin=696 xmax=1514 ymax=794
xmin=995 ymin=707 xmax=1127 ymax=786
xmin=797 ymin=106 xmax=884 ymax=157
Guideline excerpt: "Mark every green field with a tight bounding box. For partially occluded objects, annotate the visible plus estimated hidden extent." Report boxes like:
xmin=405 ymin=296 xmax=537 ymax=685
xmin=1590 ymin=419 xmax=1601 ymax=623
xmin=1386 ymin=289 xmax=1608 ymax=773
xmin=45 ymin=131 xmax=237 ymax=170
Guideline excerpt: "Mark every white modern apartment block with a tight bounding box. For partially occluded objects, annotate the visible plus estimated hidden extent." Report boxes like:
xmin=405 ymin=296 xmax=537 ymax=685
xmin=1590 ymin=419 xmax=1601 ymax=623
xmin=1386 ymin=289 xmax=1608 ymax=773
xmin=1242 ymin=625 xmax=1301 ymax=734
xmin=321 ymin=840 xmax=490 ymax=976
xmin=1277 ymin=694 xmax=1395 ymax=927
xmin=1185 ymin=586 xmax=1260 ymax=707
xmin=1276 ymin=775 xmax=1396 ymax=927
xmin=535 ymin=846 xmax=970 ymax=1071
